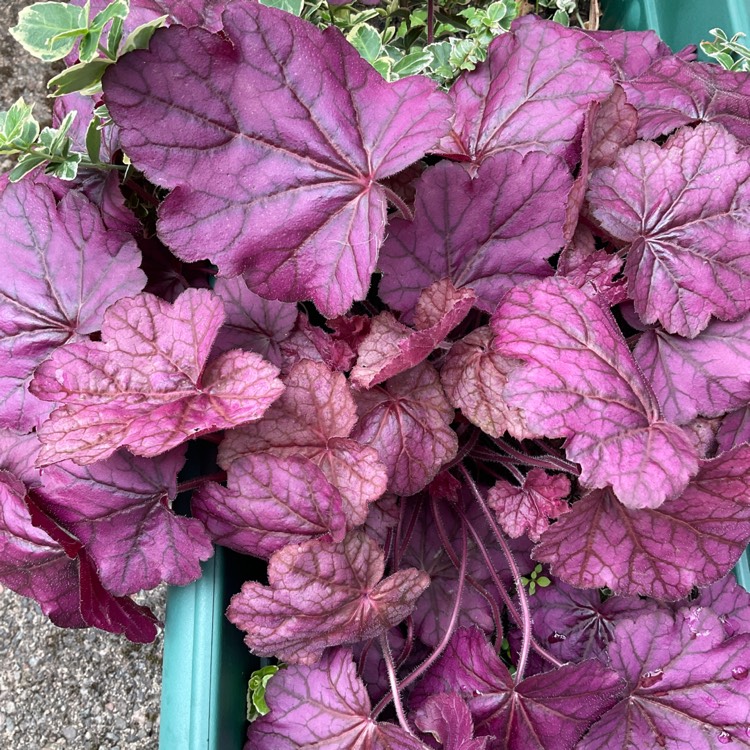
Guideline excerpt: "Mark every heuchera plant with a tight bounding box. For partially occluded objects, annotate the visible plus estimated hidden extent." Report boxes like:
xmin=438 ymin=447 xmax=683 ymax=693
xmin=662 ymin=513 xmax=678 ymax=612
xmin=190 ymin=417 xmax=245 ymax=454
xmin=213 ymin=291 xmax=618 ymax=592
xmin=3 ymin=1 xmax=750 ymax=748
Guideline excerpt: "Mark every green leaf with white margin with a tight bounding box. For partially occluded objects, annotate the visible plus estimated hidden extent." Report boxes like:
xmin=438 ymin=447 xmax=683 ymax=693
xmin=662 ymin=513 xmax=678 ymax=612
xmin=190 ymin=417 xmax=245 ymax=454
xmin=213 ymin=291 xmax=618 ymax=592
xmin=47 ymin=59 xmax=112 ymax=97
xmin=0 ymin=98 xmax=40 ymax=151
xmin=247 ymin=665 xmax=281 ymax=722
xmin=8 ymin=153 xmax=48 ymax=182
xmin=38 ymin=110 xmax=76 ymax=154
xmin=120 ymin=15 xmax=168 ymax=54
xmin=552 ymin=9 xmax=570 ymax=26
xmin=391 ymin=50 xmax=432 ymax=78
xmin=10 ymin=1 xmax=88 ymax=62
xmin=107 ymin=16 xmax=125 ymax=59
xmin=346 ymin=23 xmax=383 ymax=64
xmin=259 ymin=0 xmax=304 ymax=16
xmin=45 ymin=152 xmax=82 ymax=180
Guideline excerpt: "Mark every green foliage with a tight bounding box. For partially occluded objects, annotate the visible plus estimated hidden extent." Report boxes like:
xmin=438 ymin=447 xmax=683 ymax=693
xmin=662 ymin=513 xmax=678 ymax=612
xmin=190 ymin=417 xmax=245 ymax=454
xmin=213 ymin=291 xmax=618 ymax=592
xmin=520 ymin=563 xmax=551 ymax=596
xmin=701 ymin=27 xmax=750 ymax=72
xmin=247 ymin=665 xmax=281 ymax=722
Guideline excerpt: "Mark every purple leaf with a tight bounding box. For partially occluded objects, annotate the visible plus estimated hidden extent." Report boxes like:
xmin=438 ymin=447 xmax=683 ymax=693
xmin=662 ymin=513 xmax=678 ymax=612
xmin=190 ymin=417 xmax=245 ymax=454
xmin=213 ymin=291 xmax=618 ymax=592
xmin=587 ymin=29 xmax=674 ymax=80
xmin=35 ymin=447 xmax=213 ymax=596
xmin=104 ymin=3 xmax=452 ymax=316
xmin=690 ymin=573 xmax=750 ymax=638
xmin=378 ymin=152 xmax=571 ymax=319
xmin=412 ymin=628 xmax=623 ymax=750
xmin=211 ymin=276 xmax=296 ymax=367
xmin=413 ymin=694 xmax=491 ymax=750
xmin=440 ymin=326 xmax=529 ymax=439
xmin=587 ymin=123 xmax=750 ymax=337
xmin=351 ymin=280 xmax=475 ymax=388
xmin=492 ymin=276 xmax=698 ymax=509
xmin=0 ymin=180 xmax=145 ymax=431
xmin=351 ymin=362 xmax=458 ymax=496
xmin=438 ymin=16 xmax=614 ymax=164
xmin=634 ymin=313 xmax=750 ymax=424
xmin=487 ymin=469 xmax=570 ymax=542
xmin=279 ymin=313 xmax=358 ymax=373
xmin=219 ymin=360 xmax=386 ymax=527
xmin=226 ymin=530 xmax=429 ymax=664
xmin=534 ymin=443 xmax=750 ymax=598
xmin=579 ymin=608 xmax=750 ymax=749
xmin=529 ymin=580 xmax=659 ymax=662
xmin=717 ymin=407 xmax=750 ymax=452
xmin=191 ymin=452 xmax=346 ymax=559
xmin=624 ymin=56 xmax=750 ymax=142
xmin=247 ymin=648 xmax=429 ymax=750
xmin=31 ymin=289 xmax=284 ymax=465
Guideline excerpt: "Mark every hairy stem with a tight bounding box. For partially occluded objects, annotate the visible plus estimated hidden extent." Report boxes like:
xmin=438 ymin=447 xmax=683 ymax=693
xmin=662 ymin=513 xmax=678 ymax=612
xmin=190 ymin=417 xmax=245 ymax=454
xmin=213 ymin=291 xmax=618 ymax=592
xmin=380 ymin=633 xmax=415 ymax=736
xmin=383 ymin=186 xmax=414 ymax=221
xmin=176 ymin=471 xmax=227 ymax=494
xmin=488 ymin=438 xmax=581 ymax=476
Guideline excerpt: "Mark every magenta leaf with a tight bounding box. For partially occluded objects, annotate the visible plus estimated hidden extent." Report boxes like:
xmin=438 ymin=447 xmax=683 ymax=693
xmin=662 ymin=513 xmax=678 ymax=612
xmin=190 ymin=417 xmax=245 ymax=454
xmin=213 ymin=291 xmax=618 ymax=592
xmin=31 ymin=289 xmax=284 ymax=465
xmin=717 ymin=407 xmax=750 ymax=452
xmin=279 ymin=313 xmax=358 ymax=373
xmin=492 ymin=276 xmax=698 ymax=509
xmin=440 ymin=326 xmax=529 ymax=439
xmin=587 ymin=29 xmax=674 ymax=80
xmin=247 ymin=648 xmax=429 ymax=750
xmin=412 ymin=694 xmax=491 ymax=750
xmin=579 ymin=608 xmax=750 ymax=749
xmin=211 ymin=276 xmax=297 ymax=367
xmin=35 ymin=447 xmax=213 ymax=597
xmin=439 ymin=16 xmax=614 ymax=163
xmin=378 ymin=152 xmax=571 ymax=319
xmin=219 ymin=360 xmax=386 ymax=527
xmin=534 ymin=443 xmax=750 ymax=598
xmin=104 ymin=3 xmax=452 ymax=316
xmin=691 ymin=573 xmax=750 ymax=638
xmin=351 ymin=280 xmax=475 ymax=388
xmin=529 ymin=580 xmax=659 ymax=662
xmin=412 ymin=628 xmax=623 ymax=750
xmin=351 ymin=362 xmax=458 ymax=496
xmin=587 ymin=123 xmax=750 ymax=337
xmin=226 ymin=530 xmax=429 ymax=664
xmin=624 ymin=56 xmax=750 ymax=142
xmin=487 ymin=469 xmax=570 ymax=542
xmin=0 ymin=180 xmax=145 ymax=431
xmin=191 ymin=452 xmax=346 ymax=559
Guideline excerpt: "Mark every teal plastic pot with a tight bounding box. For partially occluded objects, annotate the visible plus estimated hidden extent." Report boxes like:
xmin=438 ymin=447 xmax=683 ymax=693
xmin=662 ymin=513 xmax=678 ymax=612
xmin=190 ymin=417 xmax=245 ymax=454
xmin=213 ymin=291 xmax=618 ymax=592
xmin=159 ymin=2 xmax=750 ymax=747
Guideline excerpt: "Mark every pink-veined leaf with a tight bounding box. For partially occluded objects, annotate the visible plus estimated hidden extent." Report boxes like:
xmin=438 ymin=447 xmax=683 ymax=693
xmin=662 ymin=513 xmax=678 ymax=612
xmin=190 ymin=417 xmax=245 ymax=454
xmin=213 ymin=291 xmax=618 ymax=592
xmin=411 ymin=627 xmax=624 ymax=750
xmin=534 ymin=443 xmax=750 ymax=598
xmin=492 ymin=276 xmax=698 ymax=509
xmin=219 ymin=360 xmax=386 ymax=527
xmin=634 ymin=313 xmax=750 ymax=425
xmin=623 ymin=56 xmax=750 ymax=142
xmin=0 ymin=180 xmax=145 ymax=431
xmin=378 ymin=152 xmax=571 ymax=319
xmin=579 ymin=608 xmax=750 ymax=749
xmin=35 ymin=447 xmax=213 ymax=597
xmin=211 ymin=276 xmax=296 ymax=367
xmin=440 ymin=326 xmax=529 ymax=439
xmin=103 ymin=2 xmax=452 ymax=316
xmin=351 ymin=280 xmax=475 ymax=388
xmin=191 ymin=452 xmax=346 ymax=559
xmin=438 ymin=16 xmax=614 ymax=164
xmin=587 ymin=123 xmax=750 ymax=337
xmin=487 ymin=469 xmax=571 ymax=542
xmin=413 ymin=694 xmax=491 ymax=750
xmin=31 ymin=289 xmax=284 ymax=465
xmin=226 ymin=530 xmax=429 ymax=664
xmin=246 ymin=648 xmax=430 ymax=750
xmin=351 ymin=362 xmax=458 ymax=496
xmin=279 ymin=313 xmax=358 ymax=373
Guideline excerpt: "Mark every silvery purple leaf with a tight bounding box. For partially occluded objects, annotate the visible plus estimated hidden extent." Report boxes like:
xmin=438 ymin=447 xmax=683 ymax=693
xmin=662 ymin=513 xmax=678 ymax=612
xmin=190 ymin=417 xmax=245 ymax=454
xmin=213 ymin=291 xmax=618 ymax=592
xmin=587 ymin=123 xmax=750 ymax=337
xmin=104 ymin=3 xmax=452 ymax=316
xmin=492 ymin=276 xmax=698 ymax=509
xmin=716 ymin=407 xmax=750 ymax=453
xmin=586 ymin=29 xmax=675 ymax=80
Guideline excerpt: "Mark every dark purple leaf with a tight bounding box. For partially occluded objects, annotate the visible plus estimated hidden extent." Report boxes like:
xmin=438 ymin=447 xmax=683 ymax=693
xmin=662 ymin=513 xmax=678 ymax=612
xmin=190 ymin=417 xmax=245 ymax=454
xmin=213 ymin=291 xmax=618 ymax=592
xmin=378 ymin=152 xmax=571 ymax=319
xmin=247 ymin=648 xmax=429 ymax=749
xmin=35 ymin=447 xmax=213 ymax=596
xmin=534 ymin=443 xmax=750 ymax=598
xmin=411 ymin=628 xmax=623 ymax=750
xmin=492 ymin=276 xmax=698 ymax=509
xmin=0 ymin=180 xmax=145 ymax=431
xmin=634 ymin=313 xmax=750 ymax=424
xmin=226 ymin=530 xmax=429 ymax=664
xmin=717 ymin=407 xmax=750 ymax=453
xmin=219 ymin=360 xmax=386 ymax=527
xmin=191 ymin=452 xmax=346 ymax=559
xmin=691 ymin=573 xmax=750 ymax=638
xmin=438 ymin=16 xmax=614 ymax=164
xmin=351 ymin=362 xmax=458 ymax=496
xmin=413 ymin=694 xmax=491 ymax=750
xmin=587 ymin=123 xmax=750 ymax=337
xmin=104 ymin=3 xmax=452 ymax=316
xmin=579 ymin=608 xmax=750 ymax=749
xmin=31 ymin=289 xmax=284 ymax=465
